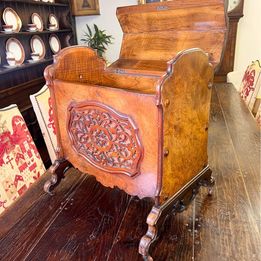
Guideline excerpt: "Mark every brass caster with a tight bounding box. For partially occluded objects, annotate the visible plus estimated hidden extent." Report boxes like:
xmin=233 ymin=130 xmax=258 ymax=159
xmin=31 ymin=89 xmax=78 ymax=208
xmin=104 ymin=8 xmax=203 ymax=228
xmin=63 ymin=166 xmax=71 ymax=174
xmin=208 ymin=187 xmax=213 ymax=196
xmin=44 ymin=174 xmax=58 ymax=196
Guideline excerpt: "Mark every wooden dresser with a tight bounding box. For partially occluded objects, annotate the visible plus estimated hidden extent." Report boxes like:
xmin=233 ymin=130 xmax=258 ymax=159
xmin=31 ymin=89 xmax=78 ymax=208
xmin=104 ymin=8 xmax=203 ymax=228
xmin=44 ymin=1 xmax=227 ymax=259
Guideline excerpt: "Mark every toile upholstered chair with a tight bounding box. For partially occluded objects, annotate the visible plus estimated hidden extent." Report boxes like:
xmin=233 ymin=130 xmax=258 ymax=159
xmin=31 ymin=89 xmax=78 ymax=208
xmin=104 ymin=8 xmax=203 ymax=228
xmin=30 ymin=85 xmax=58 ymax=163
xmin=0 ymin=104 xmax=45 ymax=215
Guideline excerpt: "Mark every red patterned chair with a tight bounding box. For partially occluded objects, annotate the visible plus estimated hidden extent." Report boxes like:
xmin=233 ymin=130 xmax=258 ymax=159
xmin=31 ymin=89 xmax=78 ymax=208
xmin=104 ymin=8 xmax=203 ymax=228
xmin=240 ymin=60 xmax=261 ymax=123
xmin=0 ymin=104 xmax=46 ymax=215
xmin=30 ymin=85 xmax=58 ymax=163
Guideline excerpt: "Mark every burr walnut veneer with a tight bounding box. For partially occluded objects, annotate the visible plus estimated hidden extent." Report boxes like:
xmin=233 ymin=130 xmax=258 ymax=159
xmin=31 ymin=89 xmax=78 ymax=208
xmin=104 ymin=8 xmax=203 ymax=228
xmin=44 ymin=1 xmax=227 ymax=259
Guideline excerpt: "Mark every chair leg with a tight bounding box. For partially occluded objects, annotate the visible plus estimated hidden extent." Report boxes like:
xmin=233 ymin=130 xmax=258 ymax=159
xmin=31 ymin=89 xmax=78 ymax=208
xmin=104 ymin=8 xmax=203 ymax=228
xmin=139 ymin=206 xmax=162 ymax=261
xmin=139 ymin=166 xmax=215 ymax=260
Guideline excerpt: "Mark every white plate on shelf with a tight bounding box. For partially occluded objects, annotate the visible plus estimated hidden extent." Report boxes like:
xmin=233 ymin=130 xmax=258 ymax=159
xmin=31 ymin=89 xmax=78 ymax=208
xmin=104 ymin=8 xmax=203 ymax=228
xmin=1 ymin=31 xmax=13 ymax=34
xmin=27 ymin=59 xmax=41 ymax=64
xmin=3 ymin=7 xmax=22 ymax=33
xmin=47 ymin=28 xmax=58 ymax=31
xmin=30 ymin=35 xmax=46 ymax=60
xmin=6 ymin=38 xmax=25 ymax=65
xmin=31 ymin=13 xmax=44 ymax=32
xmin=49 ymin=34 xmax=61 ymax=54
xmin=3 ymin=64 xmax=18 ymax=69
xmin=49 ymin=14 xmax=59 ymax=30
xmin=26 ymin=29 xmax=38 ymax=32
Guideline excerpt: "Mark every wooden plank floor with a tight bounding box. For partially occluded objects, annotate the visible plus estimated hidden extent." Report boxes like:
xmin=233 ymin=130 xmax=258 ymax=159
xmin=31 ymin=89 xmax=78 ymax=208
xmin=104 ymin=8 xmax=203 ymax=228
xmin=0 ymin=84 xmax=260 ymax=261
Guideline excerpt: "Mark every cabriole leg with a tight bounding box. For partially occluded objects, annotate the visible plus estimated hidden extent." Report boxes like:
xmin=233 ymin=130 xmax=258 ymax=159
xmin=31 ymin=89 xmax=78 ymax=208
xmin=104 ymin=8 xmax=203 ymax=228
xmin=139 ymin=207 xmax=162 ymax=261
xmin=44 ymin=158 xmax=72 ymax=195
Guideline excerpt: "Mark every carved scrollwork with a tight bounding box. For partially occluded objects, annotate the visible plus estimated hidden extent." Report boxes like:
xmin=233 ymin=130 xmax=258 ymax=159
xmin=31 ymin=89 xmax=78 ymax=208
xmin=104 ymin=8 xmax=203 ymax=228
xmin=67 ymin=101 xmax=143 ymax=176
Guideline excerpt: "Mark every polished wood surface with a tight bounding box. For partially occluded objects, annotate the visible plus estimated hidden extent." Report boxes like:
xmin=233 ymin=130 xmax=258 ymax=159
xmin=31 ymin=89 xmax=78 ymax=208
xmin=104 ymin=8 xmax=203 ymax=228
xmin=117 ymin=0 xmax=227 ymax=71
xmin=119 ymin=30 xmax=225 ymax=66
xmin=0 ymin=84 xmax=260 ymax=261
xmin=45 ymin=47 xmax=160 ymax=93
xmin=161 ymin=50 xmax=213 ymax=200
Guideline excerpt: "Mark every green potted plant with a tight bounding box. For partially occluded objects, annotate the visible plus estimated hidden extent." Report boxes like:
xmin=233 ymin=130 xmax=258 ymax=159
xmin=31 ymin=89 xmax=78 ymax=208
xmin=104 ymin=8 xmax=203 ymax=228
xmin=81 ymin=24 xmax=113 ymax=58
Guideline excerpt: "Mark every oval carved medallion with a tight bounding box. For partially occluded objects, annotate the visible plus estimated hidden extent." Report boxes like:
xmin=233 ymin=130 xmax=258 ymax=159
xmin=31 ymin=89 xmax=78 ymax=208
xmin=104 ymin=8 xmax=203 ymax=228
xmin=67 ymin=101 xmax=143 ymax=177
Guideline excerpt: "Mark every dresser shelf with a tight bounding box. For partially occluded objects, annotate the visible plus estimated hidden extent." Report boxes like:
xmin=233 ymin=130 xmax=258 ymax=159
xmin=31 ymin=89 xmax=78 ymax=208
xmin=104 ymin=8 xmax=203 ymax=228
xmin=0 ymin=0 xmax=68 ymax=7
xmin=0 ymin=58 xmax=52 ymax=75
xmin=0 ymin=29 xmax=73 ymax=38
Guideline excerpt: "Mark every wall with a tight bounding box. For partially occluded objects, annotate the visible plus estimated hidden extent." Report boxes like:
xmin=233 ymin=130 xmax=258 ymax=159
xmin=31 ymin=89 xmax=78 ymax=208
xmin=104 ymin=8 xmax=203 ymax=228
xmin=75 ymin=0 xmax=137 ymax=64
xmin=228 ymin=0 xmax=261 ymax=87
xmin=234 ymin=0 xmax=261 ymax=71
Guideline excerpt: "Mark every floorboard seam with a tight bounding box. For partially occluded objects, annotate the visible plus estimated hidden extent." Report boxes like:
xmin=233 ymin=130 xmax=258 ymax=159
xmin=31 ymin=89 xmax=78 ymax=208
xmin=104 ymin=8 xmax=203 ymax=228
xmin=208 ymin=92 xmax=223 ymax=259
xmin=215 ymin=87 xmax=259 ymax=230
xmin=22 ymin=173 xmax=89 ymax=261
xmin=106 ymin=196 xmax=133 ymax=261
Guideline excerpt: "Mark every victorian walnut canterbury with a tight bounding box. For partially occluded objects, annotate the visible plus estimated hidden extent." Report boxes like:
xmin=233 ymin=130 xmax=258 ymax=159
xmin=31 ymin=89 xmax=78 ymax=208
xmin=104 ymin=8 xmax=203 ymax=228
xmin=43 ymin=1 xmax=227 ymax=259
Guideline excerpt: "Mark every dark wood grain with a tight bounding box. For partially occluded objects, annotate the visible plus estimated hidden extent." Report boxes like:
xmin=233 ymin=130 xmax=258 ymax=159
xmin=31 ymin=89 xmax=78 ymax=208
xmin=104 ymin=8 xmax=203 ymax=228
xmin=150 ymin=207 xmax=194 ymax=261
xmin=107 ymin=197 xmax=154 ymax=261
xmin=215 ymin=84 xmax=260 ymax=222
xmin=193 ymin=85 xmax=261 ymax=261
xmin=25 ymin=175 xmax=131 ymax=261
xmin=108 ymin=197 xmax=196 ymax=261
xmin=0 ymin=168 xmax=86 ymax=261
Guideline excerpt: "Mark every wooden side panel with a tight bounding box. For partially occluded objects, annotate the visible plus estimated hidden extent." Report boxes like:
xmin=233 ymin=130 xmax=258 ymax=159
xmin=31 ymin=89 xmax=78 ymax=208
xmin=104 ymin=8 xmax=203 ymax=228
xmin=53 ymin=46 xmax=106 ymax=85
xmin=117 ymin=2 xmax=226 ymax=33
xmin=120 ymin=30 xmax=225 ymax=64
xmin=46 ymin=46 xmax=160 ymax=94
xmin=52 ymin=80 xmax=159 ymax=199
xmin=160 ymin=50 xmax=213 ymax=200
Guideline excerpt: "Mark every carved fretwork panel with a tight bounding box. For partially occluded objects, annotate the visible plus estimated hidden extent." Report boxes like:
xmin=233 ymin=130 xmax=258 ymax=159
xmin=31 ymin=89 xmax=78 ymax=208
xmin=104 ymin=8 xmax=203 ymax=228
xmin=67 ymin=101 xmax=143 ymax=177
